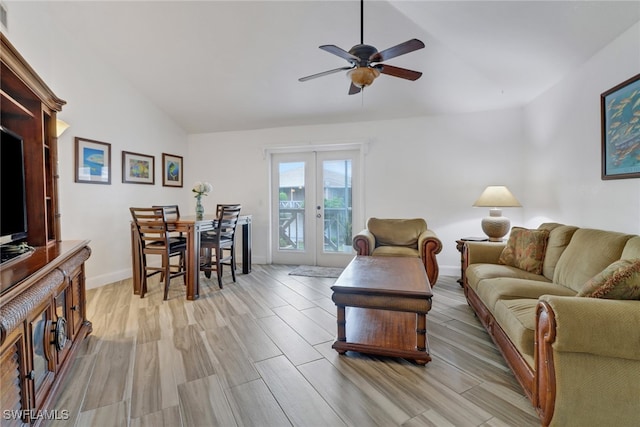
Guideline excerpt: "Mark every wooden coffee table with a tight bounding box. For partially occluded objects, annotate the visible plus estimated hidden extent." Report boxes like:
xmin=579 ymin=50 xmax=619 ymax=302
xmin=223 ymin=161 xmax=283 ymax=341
xmin=331 ymin=256 xmax=433 ymax=365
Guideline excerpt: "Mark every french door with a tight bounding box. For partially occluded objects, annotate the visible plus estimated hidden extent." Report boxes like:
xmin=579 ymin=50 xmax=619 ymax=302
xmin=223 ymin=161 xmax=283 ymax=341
xmin=271 ymin=149 xmax=360 ymax=267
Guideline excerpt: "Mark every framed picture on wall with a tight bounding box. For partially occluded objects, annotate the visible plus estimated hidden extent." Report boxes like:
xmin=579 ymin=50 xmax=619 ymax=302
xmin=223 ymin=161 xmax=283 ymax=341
xmin=162 ymin=153 xmax=183 ymax=187
xmin=601 ymin=73 xmax=640 ymax=180
xmin=122 ymin=151 xmax=155 ymax=185
xmin=74 ymin=137 xmax=111 ymax=184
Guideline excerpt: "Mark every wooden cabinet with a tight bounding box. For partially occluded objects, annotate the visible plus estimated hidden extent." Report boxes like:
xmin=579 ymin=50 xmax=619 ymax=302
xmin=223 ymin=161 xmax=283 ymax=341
xmin=1 ymin=33 xmax=64 ymax=247
xmin=1 ymin=35 xmax=91 ymax=426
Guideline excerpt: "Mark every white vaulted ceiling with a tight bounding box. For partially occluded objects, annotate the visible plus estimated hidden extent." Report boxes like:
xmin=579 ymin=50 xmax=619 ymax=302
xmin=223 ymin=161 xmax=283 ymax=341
xmin=42 ymin=1 xmax=640 ymax=134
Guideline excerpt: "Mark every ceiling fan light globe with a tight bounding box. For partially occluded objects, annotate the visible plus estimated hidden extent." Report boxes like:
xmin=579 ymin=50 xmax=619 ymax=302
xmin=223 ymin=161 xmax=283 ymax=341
xmin=348 ymin=67 xmax=380 ymax=88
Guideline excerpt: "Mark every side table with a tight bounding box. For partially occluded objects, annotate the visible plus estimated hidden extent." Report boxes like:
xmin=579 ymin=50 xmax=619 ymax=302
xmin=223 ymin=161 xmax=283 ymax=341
xmin=455 ymin=237 xmax=488 ymax=286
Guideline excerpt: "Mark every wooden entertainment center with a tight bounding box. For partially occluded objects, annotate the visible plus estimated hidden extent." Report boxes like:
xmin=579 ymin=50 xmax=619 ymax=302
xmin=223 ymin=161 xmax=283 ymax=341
xmin=1 ymin=34 xmax=92 ymax=425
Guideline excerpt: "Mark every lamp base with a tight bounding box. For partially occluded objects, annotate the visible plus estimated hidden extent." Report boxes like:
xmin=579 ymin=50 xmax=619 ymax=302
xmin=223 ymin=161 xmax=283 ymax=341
xmin=481 ymin=208 xmax=510 ymax=242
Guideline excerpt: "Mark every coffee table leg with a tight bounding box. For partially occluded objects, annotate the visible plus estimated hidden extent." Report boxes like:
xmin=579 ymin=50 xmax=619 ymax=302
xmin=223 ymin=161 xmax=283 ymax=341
xmin=336 ymin=305 xmax=347 ymax=354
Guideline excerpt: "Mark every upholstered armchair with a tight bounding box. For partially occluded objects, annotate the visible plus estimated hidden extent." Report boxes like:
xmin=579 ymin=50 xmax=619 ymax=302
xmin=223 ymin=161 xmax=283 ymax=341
xmin=352 ymin=218 xmax=443 ymax=286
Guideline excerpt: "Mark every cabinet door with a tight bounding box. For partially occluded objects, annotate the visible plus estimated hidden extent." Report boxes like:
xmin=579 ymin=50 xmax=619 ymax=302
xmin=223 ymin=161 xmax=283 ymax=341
xmin=0 ymin=334 xmax=29 ymax=427
xmin=27 ymin=305 xmax=55 ymax=411
xmin=68 ymin=266 xmax=84 ymax=340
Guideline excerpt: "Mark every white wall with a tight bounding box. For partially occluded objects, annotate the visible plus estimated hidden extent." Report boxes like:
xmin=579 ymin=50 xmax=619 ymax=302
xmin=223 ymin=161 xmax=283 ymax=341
xmin=523 ymin=22 xmax=640 ymax=234
xmin=188 ymin=109 xmax=527 ymax=277
xmin=5 ymin=2 xmax=189 ymax=287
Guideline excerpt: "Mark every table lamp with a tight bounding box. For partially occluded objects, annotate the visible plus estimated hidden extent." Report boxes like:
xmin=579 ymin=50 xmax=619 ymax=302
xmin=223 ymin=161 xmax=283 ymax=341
xmin=473 ymin=185 xmax=522 ymax=241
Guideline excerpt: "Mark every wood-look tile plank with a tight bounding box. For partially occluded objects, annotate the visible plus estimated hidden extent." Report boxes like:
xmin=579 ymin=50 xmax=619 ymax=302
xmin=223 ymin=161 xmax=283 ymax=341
xmin=226 ymin=379 xmax=292 ymax=427
xmin=257 ymin=315 xmax=323 ymax=366
xmin=299 ymin=306 xmax=337 ymax=334
xmin=227 ymin=313 xmax=282 ymax=362
xmin=202 ymin=326 xmax=260 ymax=388
xmin=462 ymin=382 xmax=539 ymax=426
xmin=255 ymin=356 xmax=346 ymax=427
xmin=131 ymin=340 xmax=162 ymax=418
xmin=172 ymin=324 xmax=216 ymax=382
xmin=76 ymin=400 xmax=128 ymax=427
xmin=273 ymin=305 xmax=334 ymax=345
xmin=137 ymin=305 xmax=161 ymax=343
xmin=44 ymin=355 xmax=95 ymax=427
xmin=178 ymin=375 xmax=236 ymax=427
xmin=298 ymin=358 xmax=405 ymax=426
xmin=130 ymin=405 xmax=182 ymax=427
xmin=81 ymin=337 xmax=134 ymax=411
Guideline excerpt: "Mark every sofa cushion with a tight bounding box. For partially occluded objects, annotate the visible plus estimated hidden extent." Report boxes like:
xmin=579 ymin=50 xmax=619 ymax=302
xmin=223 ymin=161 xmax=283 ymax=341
xmin=493 ymin=299 xmax=538 ymax=367
xmin=578 ymin=259 xmax=640 ymax=300
xmin=367 ymin=218 xmax=427 ymax=247
xmin=498 ymin=227 xmax=549 ymax=274
xmin=540 ymin=224 xmax=579 ymax=281
xmin=554 ymin=228 xmax=635 ymax=293
xmin=371 ymin=246 xmax=419 ymax=258
xmin=466 ymin=263 xmax=549 ymax=291
xmin=476 ymin=277 xmax=575 ymax=312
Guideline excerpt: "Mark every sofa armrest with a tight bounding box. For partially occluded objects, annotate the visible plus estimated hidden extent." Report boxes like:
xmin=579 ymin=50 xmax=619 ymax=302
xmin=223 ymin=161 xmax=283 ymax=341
xmin=535 ymin=296 xmax=640 ymax=426
xmin=418 ymin=229 xmax=443 ymax=286
xmin=538 ymin=295 xmax=640 ymax=360
xmin=464 ymin=241 xmax=505 ymax=267
xmin=352 ymin=229 xmax=375 ymax=255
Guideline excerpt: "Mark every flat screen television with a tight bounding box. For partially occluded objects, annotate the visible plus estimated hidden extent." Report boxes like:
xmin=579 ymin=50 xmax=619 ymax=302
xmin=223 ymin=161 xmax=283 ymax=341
xmin=0 ymin=125 xmax=28 ymax=246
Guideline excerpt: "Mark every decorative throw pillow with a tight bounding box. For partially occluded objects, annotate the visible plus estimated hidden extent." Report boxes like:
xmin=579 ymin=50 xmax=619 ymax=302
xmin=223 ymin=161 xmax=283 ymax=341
xmin=498 ymin=227 xmax=550 ymax=275
xmin=578 ymin=259 xmax=640 ymax=300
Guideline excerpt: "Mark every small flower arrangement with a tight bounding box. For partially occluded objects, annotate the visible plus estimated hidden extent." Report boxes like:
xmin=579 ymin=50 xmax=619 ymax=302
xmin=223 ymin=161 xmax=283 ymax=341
xmin=192 ymin=181 xmax=213 ymax=197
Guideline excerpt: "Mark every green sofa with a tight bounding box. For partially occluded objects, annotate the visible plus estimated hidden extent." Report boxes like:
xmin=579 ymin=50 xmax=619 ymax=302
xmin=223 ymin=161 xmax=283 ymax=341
xmin=462 ymin=223 xmax=640 ymax=426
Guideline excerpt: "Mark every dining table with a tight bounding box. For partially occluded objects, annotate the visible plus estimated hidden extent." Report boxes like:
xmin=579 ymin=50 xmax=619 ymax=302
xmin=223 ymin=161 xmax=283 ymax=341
xmin=130 ymin=214 xmax=252 ymax=300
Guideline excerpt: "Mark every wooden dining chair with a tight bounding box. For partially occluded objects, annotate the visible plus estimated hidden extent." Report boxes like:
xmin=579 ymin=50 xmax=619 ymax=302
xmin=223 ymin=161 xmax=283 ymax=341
xmin=153 ymin=204 xmax=186 ymax=244
xmin=216 ymin=204 xmax=242 ymax=272
xmin=200 ymin=204 xmax=242 ymax=288
xmin=130 ymin=207 xmax=186 ymax=300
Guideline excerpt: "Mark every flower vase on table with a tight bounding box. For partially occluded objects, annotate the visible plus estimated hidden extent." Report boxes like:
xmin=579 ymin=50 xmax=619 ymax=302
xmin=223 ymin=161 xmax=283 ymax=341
xmin=192 ymin=181 xmax=213 ymax=220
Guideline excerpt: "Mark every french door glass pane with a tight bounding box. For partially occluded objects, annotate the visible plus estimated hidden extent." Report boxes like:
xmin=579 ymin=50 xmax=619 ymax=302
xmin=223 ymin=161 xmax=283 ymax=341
xmin=278 ymin=162 xmax=305 ymax=251
xmin=322 ymin=159 xmax=352 ymax=253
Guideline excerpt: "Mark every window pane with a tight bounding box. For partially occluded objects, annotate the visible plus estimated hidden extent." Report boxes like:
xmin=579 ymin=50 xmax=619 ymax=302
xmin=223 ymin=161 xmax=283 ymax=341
xmin=278 ymin=162 xmax=305 ymax=251
xmin=322 ymin=159 xmax=352 ymax=253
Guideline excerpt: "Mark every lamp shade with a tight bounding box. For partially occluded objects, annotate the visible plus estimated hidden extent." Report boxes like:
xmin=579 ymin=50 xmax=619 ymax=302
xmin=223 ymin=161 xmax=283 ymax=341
xmin=473 ymin=186 xmax=521 ymax=208
xmin=56 ymin=119 xmax=70 ymax=137
xmin=473 ymin=186 xmax=521 ymax=242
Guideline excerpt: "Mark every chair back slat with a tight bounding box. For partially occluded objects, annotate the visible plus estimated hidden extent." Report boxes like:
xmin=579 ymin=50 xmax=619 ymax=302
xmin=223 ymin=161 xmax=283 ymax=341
xmin=130 ymin=207 xmax=170 ymax=250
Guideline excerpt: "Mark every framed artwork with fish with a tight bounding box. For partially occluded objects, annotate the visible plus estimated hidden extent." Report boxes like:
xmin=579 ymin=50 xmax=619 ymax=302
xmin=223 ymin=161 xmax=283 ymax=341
xmin=122 ymin=151 xmax=154 ymax=185
xmin=162 ymin=153 xmax=183 ymax=187
xmin=601 ymin=73 xmax=640 ymax=180
xmin=75 ymin=137 xmax=112 ymax=184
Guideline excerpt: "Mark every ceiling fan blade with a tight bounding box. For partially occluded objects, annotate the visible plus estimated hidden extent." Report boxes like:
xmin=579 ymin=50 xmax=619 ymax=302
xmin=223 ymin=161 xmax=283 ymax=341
xmin=299 ymin=66 xmax=354 ymax=82
xmin=319 ymin=45 xmax=359 ymax=62
xmin=348 ymin=82 xmax=362 ymax=95
xmin=376 ymin=64 xmax=422 ymax=81
xmin=369 ymin=38 xmax=425 ymax=63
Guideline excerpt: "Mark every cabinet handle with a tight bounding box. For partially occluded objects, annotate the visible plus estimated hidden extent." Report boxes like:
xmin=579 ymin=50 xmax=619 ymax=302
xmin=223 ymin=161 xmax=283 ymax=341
xmin=26 ymin=370 xmax=35 ymax=381
xmin=71 ymin=305 xmax=78 ymax=311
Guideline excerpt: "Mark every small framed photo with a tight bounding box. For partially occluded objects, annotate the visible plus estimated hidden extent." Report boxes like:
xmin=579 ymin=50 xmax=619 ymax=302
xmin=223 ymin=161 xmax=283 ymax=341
xmin=162 ymin=153 xmax=183 ymax=187
xmin=122 ymin=151 xmax=155 ymax=185
xmin=74 ymin=137 xmax=111 ymax=184
xmin=601 ymin=73 xmax=640 ymax=180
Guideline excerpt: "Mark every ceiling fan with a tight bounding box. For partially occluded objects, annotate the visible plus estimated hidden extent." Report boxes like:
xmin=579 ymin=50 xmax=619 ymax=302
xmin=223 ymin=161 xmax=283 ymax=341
xmin=299 ymin=0 xmax=425 ymax=95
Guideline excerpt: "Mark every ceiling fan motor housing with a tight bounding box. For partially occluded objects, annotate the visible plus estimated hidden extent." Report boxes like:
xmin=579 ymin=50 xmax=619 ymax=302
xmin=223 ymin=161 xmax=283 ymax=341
xmin=349 ymin=44 xmax=378 ymax=66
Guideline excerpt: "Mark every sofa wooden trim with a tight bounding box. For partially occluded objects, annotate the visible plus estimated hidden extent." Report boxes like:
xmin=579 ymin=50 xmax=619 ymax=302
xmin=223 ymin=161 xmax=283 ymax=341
xmin=463 ymin=282 xmax=536 ymax=399
xmin=535 ymin=301 xmax=558 ymax=426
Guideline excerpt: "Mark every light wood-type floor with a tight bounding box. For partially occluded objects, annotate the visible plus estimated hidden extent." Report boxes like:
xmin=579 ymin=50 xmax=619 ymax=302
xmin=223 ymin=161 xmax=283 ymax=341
xmin=46 ymin=265 xmax=540 ymax=427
